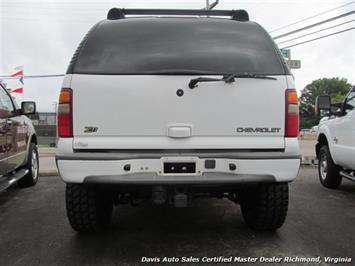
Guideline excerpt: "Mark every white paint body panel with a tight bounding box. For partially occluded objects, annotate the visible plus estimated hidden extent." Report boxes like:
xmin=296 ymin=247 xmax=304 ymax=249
xmin=70 ymin=74 xmax=288 ymax=150
xmin=72 ymin=136 xmax=285 ymax=150
xmin=56 ymin=137 xmax=300 ymax=157
xmin=317 ymin=109 xmax=355 ymax=170
xmin=57 ymin=158 xmax=300 ymax=183
xmin=57 ymin=74 xmax=301 ymax=184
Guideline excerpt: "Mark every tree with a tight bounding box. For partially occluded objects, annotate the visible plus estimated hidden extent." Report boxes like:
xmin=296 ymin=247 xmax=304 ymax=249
xmin=299 ymin=77 xmax=352 ymax=129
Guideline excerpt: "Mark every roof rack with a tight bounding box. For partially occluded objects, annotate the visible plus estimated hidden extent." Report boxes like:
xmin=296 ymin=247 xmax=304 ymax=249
xmin=107 ymin=8 xmax=249 ymax=22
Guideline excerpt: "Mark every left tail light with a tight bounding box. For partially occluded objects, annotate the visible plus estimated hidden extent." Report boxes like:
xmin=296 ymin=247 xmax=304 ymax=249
xmin=58 ymin=88 xmax=73 ymax=137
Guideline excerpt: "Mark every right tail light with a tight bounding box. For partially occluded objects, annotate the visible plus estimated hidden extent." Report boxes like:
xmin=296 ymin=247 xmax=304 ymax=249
xmin=285 ymin=89 xmax=299 ymax=137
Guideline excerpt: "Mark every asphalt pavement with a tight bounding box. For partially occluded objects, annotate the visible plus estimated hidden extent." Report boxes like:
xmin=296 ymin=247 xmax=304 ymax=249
xmin=0 ymin=167 xmax=354 ymax=266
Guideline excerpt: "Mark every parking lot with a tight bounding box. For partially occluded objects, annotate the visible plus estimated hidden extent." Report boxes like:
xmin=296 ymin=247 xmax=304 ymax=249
xmin=1 ymin=1 xmax=354 ymax=265
xmin=0 ymin=167 xmax=354 ymax=266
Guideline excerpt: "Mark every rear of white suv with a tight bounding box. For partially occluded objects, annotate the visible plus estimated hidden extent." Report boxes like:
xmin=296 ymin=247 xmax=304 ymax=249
xmin=56 ymin=8 xmax=300 ymax=233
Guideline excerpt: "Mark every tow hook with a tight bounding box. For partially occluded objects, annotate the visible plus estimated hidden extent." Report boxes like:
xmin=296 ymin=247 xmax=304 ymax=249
xmin=152 ymin=186 xmax=189 ymax=207
xmin=173 ymin=193 xmax=188 ymax=208
xmin=152 ymin=186 xmax=167 ymax=205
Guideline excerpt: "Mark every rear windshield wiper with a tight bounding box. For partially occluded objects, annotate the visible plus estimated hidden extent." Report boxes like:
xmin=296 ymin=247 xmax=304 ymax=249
xmin=188 ymin=77 xmax=229 ymax=89
xmin=188 ymin=73 xmax=277 ymax=89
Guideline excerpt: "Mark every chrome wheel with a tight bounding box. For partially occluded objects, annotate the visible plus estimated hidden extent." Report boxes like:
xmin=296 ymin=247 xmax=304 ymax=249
xmin=320 ymin=152 xmax=328 ymax=181
xmin=31 ymin=150 xmax=39 ymax=181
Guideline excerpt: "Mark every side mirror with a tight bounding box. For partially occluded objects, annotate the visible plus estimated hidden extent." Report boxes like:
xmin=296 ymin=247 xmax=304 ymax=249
xmin=315 ymin=96 xmax=331 ymax=116
xmin=21 ymin=101 xmax=36 ymax=115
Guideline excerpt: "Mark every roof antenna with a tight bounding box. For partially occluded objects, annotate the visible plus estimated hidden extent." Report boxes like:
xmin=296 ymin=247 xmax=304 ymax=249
xmin=204 ymin=0 xmax=219 ymax=10
xmin=203 ymin=0 xmax=219 ymax=18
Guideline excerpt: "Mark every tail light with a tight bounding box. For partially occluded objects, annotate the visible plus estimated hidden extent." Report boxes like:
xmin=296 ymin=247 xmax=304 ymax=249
xmin=58 ymin=88 xmax=73 ymax=137
xmin=285 ymin=89 xmax=299 ymax=137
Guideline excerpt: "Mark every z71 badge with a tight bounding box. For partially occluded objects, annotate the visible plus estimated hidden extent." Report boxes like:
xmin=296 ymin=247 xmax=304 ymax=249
xmin=84 ymin=126 xmax=98 ymax=133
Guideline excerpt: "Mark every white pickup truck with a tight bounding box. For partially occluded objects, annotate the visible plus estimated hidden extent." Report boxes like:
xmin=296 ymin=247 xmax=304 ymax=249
xmin=316 ymin=86 xmax=355 ymax=188
xmin=56 ymin=8 xmax=301 ymax=233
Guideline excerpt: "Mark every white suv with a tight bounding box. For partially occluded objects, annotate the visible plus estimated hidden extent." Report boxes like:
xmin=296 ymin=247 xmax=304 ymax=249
xmin=56 ymin=8 xmax=300 ymax=233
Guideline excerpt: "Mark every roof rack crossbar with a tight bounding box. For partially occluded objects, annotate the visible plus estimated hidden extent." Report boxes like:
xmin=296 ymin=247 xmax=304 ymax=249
xmin=107 ymin=8 xmax=249 ymax=21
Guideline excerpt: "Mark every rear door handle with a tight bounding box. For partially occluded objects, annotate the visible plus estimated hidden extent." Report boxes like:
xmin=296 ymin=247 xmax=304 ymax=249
xmin=167 ymin=125 xmax=192 ymax=138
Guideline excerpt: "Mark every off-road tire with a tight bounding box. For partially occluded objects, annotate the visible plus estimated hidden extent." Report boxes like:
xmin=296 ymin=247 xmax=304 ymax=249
xmin=318 ymin=145 xmax=342 ymax=189
xmin=66 ymin=183 xmax=113 ymax=233
xmin=239 ymin=183 xmax=288 ymax=231
xmin=18 ymin=143 xmax=39 ymax=188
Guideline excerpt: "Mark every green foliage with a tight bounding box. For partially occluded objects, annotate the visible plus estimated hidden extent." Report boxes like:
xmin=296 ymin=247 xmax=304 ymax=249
xmin=299 ymin=77 xmax=352 ymax=129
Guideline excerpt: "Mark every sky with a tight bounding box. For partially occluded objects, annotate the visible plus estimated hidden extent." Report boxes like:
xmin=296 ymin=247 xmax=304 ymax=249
xmin=0 ymin=0 xmax=354 ymax=112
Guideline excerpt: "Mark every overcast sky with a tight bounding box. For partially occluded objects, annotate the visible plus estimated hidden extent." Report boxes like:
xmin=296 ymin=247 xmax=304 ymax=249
xmin=0 ymin=0 xmax=354 ymax=111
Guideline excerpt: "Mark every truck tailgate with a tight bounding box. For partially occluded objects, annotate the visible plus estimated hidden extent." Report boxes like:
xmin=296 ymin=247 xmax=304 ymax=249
xmin=71 ymin=75 xmax=287 ymax=150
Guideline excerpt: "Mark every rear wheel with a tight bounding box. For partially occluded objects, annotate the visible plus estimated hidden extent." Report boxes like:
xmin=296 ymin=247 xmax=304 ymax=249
xmin=18 ymin=143 xmax=39 ymax=188
xmin=66 ymin=183 xmax=113 ymax=233
xmin=318 ymin=145 xmax=342 ymax=189
xmin=239 ymin=183 xmax=288 ymax=231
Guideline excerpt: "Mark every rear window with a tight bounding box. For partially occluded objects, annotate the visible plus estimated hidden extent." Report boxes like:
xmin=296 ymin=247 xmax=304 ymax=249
xmin=69 ymin=18 xmax=288 ymax=75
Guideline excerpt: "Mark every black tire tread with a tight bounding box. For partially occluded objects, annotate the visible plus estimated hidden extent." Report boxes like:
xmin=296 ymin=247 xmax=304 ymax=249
xmin=17 ymin=143 xmax=38 ymax=188
xmin=240 ymin=183 xmax=288 ymax=231
xmin=318 ymin=145 xmax=342 ymax=189
xmin=66 ymin=183 xmax=113 ymax=233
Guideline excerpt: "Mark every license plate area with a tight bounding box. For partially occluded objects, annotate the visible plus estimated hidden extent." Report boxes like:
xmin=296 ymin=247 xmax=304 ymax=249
xmin=163 ymin=162 xmax=196 ymax=175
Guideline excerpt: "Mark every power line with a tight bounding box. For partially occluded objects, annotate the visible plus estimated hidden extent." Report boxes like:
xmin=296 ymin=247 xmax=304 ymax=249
xmin=269 ymin=1 xmax=355 ymax=33
xmin=1 ymin=9 xmax=354 ymax=79
xmin=0 ymin=3 xmax=109 ymax=11
xmin=273 ymin=10 xmax=355 ymax=39
xmin=1 ymin=26 xmax=354 ymax=79
xmin=280 ymin=27 xmax=355 ymax=49
xmin=277 ymin=19 xmax=355 ymax=45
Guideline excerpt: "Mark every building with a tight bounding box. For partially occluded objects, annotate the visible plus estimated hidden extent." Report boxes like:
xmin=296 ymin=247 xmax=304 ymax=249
xmin=29 ymin=112 xmax=56 ymax=146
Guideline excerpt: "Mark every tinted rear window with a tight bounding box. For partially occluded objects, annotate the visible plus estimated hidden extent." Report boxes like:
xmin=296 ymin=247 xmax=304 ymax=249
xmin=70 ymin=18 xmax=288 ymax=75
